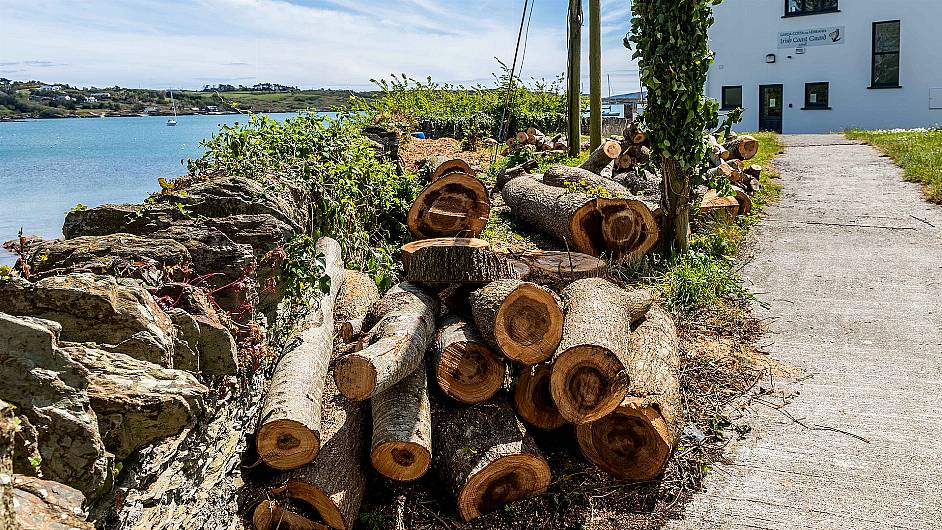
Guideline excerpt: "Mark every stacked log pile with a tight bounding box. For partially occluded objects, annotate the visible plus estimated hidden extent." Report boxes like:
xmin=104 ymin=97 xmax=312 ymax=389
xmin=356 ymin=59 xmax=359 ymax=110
xmin=700 ymin=133 xmax=762 ymax=217
xmin=245 ymin=155 xmax=683 ymax=528
xmin=502 ymin=127 xmax=569 ymax=155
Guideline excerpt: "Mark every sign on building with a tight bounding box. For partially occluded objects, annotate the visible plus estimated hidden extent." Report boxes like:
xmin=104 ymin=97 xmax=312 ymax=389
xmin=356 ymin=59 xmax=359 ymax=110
xmin=778 ymin=26 xmax=845 ymax=49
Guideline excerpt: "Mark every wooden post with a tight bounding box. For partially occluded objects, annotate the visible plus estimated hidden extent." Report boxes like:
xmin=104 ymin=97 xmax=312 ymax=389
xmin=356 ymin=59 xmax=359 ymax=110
xmin=589 ymin=0 xmax=602 ymax=151
xmin=567 ymin=0 xmax=582 ymax=157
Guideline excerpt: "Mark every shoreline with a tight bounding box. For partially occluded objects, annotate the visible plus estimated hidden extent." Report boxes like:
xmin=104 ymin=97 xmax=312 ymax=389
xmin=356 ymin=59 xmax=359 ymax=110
xmin=0 ymin=108 xmax=339 ymax=122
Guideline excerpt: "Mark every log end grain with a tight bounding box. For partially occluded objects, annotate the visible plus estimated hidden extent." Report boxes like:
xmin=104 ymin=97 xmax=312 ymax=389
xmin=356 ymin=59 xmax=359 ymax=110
xmin=285 ymin=482 xmax=350 ymax=530
xmin=333 ymin=354 xmax=378 ymax=402
xmin=407 ymin=173 xmax=490 ymax=239
xmin=493 ymin=284 xmax=563 ymax=365
xmin=575 ymin=397 xmax=672 ymax=481
xmin=514 ymin=363 xmax=566 ymax=430
xmin=256 ymin=420 xmax=320 ymax=471
xmin=252 ymin=500 xmax=330 ymax=530
xmin=551 ymin=345 xmax=629 ymax=425
xmin=436 ymin=340 xmax=505 ymax=404
xmin=370 ymin=441 xmax=432 ymax=483
xmin=457 ymin=454 xmax=552 ymax=522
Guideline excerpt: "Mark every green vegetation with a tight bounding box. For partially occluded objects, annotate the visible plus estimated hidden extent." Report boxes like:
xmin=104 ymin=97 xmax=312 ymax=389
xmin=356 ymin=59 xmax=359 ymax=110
xmin=845 ymin=128 xmax=942 ymax=203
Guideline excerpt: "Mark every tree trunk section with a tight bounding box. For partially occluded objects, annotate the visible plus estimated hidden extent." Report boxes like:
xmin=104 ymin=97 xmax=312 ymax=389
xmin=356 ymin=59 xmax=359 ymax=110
xmin=400 ymin=238 xmax=526 ymax=285
xmin=576 ymin=307 xmax=681 ymax=481
xmin=256 ymin=237 xmax=344 ymax=470
xmin=370 ymin=365 xmax=432 ymax=482
xmin=624 ymin=122 xmax=647 ymax=145
xmin=502 ymin=250 xmax=607 ymax=290
xmin=543 ymin=165 xmax=629 ymax=196
xmin=579 ymin=140 xmax=622 ymax=174
xmin=732 ymin=185 xmax=753 ymax=215
xmin=333 ymin=270 xmax=380 ymax=343
xmin=252 ymin=499 xmax=330 ymax=530
xmin=407 ymin=173 xmax=490 ymax=239
xmin=433 ymin=398 xmax=551 ymax=522
xmin=699 ymin=190 xmax=740 ymax=218
xmin=469 ymin=280 xmax=563 ymax=366
xmin=724 ymin=135 xmax=759 ymax=161
xmin=659 ymin=158 xmax=690 ymax=253
xmin=430 ymin=315 xmax=505 ymax=404
xmin=333 ymin=283 xmax=437 ymax=401
xmin=494 ymin=159 xmax=538 ymax=193
xmin=550 ymin=279 xmax=652 ymax=424
xmin=514 ymin=363 xmax=565 ymax=430
xmin=427 ymin=155 xmax=473 ymax=181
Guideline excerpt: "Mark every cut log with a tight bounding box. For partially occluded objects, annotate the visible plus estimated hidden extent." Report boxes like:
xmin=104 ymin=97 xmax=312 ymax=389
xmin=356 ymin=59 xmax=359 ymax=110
xmin=252 ymin=499 xmax=330 ymax=530
xmin=371 ymin=364 xmax=432 ymax=482
xmin=469 ymin=280 xmax=563 ymax=365
xmin=502 ymin=249 xmax=607 ymax=289
xmin=543 ymin=165 xmax=629 ymax=197
xmin=579 ymin=140 xmax=623 ymax=174
xmin=515 ymin=131 xmax=529 ymax=144
xmin=514 ymin=363 xmax=565 ymax=430
xmin=256 ymin=237 xmax=344 ymax=470
xmin=705 ymin=163 xmax=734 ymax=183
xmin=699 ymin=189 xmax=740 ymax=217
xmin=744 ymin=164 xmax=762 ymax=179
xmin=400 ymin=238 xmax=526 ymax=285
xmin=732 ymin=185 xmax=752 ymax=215
xmin=433 ymin=398 xmax=551 ymax=522
xmin=706 ymin=135 xmax=730 ymax=160
xmin=624 ymin=122 xmax=647 ymax=144
xmin=334 ymin=283 xmax=437 ymax=401
xmin=596 ymin=197 xmax=660 ymax=262
xmin=576 ymin=307 xmax=681 ymax=481
xmin=407 ymin=173 xmax=490 ymax=239
xmin=334 ymin=270 xmax=380 ymax=343
xmin=724 ymin=135 xmax=759 ymax=160
xmin=430 ymin=315 xmax=505 ymax=404
xmin=494 ymin=159 xmax=538 ymax=193
xmin=626 ymin=144 xmax=651 ymax=164
xmin=550 ymin=279 xmax=653 ymax=424
xmin=747 ymin=177 xmax=761 ymax=194
xmin=428 ymin=155 xmax=474 ymax=181
xmin=276 ymin=375 xmax=367 ymax=530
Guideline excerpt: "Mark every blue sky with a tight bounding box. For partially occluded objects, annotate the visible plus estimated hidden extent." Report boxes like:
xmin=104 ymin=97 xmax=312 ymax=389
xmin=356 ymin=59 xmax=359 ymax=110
xmin=0 ymin=0 xmax=639 ymax=93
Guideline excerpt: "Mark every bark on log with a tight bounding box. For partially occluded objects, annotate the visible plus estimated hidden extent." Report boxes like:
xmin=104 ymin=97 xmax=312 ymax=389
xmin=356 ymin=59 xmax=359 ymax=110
xmin=252 ymin=499 xmax=330 ymax=530
xmin=370 ymin=364 xmax=432 ymax=482
xmin=515 ymin=132 xmax=529 ymax=144
xmin=550 ymin=279 xmax=653 ymax=424
xmin=705 ymin=163 xmax=734 ymax=183
xmin=407 ymin=173 xmax=490 ymax=239
xmin=433 ymin=398 xmax=551 ymax=522
xmin=334 ymin=283 xmax=437 ymax=401
xmin=469 ymin=280 xmax=563 ymax=365
xmin=514 ymin=363 xmax=565 ymax=430
xmin=430 ymin=315 xmax=505 ymax=404
xmin=624 ymin=123 xmax=647 ymax=144
xmin=543 ymin=165 xmax=630 ymax=197
xmin=400 ymin=238 xmax=527 ymax=285
xmin=334 ymin=270 xmax=380 ymax=343
xmin=699 ymin=190 xmax=740 ymax=217
xmin=732 ymin=185 xmax=752 ymax=216
xmin=494 ymin=159 xmax=538 ymax=193
xmin=579 ymin=141 xmax=623 ymax=174
xmin=256 ymin=237 xmax=344 ymax=470
xmin=576 ymin=307 xmax=681 ymax=481
xmin=744 ymin=164 xmax=762 ymax=179
xmin=706 ymin=135 xmax=730 ymax=160
xmin=428 ymin=155 xmax=474 ymax=181
xmin=502 ymin=249 xmax=608 ymax=290
xmin=724 ymin=135 xmax=759 ymax=161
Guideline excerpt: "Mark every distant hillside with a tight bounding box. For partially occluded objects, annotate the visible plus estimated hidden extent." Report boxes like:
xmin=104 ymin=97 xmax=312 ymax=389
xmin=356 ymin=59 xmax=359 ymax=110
xmin=0 ymin=79 xmax=377 ymax=119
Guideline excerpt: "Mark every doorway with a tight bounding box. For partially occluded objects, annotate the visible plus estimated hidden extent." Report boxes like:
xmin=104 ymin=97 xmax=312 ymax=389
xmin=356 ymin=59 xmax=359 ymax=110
xmin=759 ymin=84 xmax=784 ymax=133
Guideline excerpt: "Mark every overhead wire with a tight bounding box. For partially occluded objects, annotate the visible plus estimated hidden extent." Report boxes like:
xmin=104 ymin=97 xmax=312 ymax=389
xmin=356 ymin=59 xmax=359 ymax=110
xmin=492 ymin=0 xmax=536 ymax=164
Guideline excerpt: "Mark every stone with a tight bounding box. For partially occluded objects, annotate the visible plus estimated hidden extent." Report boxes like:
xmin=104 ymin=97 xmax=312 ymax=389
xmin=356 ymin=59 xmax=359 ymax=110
xmin=0 ymin=274 xmax=175 ymax=367
xmin=27 ymin=233 xmax=191 ymax=282
xmin=1 ymin=401 xmax=14 ymax=530
xmin=158 ymin=284 xmax=240 ymax=375
xmin=60 ymin=344 xmax=209 ymax=460
xmin=12 ymin=476 xmax=93 ymax=530
xmin=0 ymin=313 xmax=113 ymax=500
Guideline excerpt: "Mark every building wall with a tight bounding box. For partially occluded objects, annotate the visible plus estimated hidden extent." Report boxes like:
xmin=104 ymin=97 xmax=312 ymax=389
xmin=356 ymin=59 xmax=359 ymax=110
xmin=707 ymin=0 xmax=942 ymax=133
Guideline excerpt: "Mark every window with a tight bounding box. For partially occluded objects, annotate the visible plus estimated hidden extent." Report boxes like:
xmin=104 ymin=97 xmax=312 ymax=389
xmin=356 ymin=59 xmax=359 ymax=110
xmin=872 ymin=21 xmax=901 ymax=88
xmin=785 ymin=0 xmax=838 ymax=17
xmin=722 ymin=86 xmax=743 ymax=110
xmin=804 ymin=83 xmax=830 ymax=109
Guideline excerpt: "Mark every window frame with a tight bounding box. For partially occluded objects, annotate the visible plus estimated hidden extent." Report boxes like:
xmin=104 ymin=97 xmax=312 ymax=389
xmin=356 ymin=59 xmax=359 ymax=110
xmin=870 ymin=20 xmax=902 ymax=89
xmin=721 ymin=85 xmax=743 ymax=111
xmin=784 ymin=0 xmax=839 ymax=18
xmin=803 ymin=82 xmax=831 ymax=110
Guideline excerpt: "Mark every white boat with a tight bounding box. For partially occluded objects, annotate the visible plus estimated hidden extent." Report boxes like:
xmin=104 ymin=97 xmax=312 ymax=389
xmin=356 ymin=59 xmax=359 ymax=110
xmin=167 ymin=90 xmax=177 ymax=126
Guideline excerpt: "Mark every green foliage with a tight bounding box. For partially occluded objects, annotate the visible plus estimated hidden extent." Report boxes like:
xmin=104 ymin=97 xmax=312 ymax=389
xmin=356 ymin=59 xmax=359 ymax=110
xmin=279 ymin=235 xmax=330 ymax=305
xmin=188 ymin=113 xmax=422 ymax=286
xmin=846 ymin=128 xmax=942 ymax=203
xmin=621 ymin=251 xmax=751 ymax=312
xmin=563 ymin=180 xmax=614 ymax=198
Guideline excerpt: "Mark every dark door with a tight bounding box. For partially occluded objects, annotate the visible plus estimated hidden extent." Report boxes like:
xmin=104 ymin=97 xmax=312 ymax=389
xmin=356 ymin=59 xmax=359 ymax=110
xmin=759 ymin=84 xmax=784 ymax=133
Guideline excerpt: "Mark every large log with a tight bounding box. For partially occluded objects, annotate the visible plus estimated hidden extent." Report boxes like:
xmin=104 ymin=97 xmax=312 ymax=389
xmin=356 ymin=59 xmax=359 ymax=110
xmin=543 ymin=165 xmax=629 ymax=197
xmin=579 ymin=140 xmax=623 ymax=174
xmin=256 ymin=237 xmax=344 ymax=470
xmin=494 ymin=159 xmax=539 ymax=193
xmin=334 ymin=270 xmax=380 ymax=343
xmin=469 ymin=280 xmax=563 ymax=365
xmin=576 ymin=307 xmax=681 ymax=481
xmin=370 ymin=364 xmax=432 ymax=482
xmin=430 ymin=315 xmax=505 ymax=404
xmin=433 ymin=398 xmax=551 ymax=522
xmin=724 ymin=135 xmax=759 ymax=161
xmin=427 ymin=155 xmax=473 ymax=181
xmin=334 ymin=283 xmax=437 ymax=401
xmin=550 ymin=279 xmax=652 ymax=424
xmin=407 ymin=173 xmax=490 ymax=239
xmin=502 ymin=249 xmax=607 ymax=290
xmin=514 ymin=363 xmax=565 ymax=430
xmin=400 ymin=238 xmax=526 ymax=285
xmin=252 ymin=499 xmax=329 ymax=530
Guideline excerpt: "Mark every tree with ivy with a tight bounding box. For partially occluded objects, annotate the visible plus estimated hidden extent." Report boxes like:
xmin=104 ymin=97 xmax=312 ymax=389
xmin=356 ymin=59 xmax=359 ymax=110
xmin=628 ymin=0 xmax=722 ymax=253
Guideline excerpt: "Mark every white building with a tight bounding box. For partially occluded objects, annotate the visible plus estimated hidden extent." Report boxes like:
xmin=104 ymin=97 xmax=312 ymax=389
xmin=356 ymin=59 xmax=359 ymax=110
xmin=707 ymin=0 xmax=942 ymax=133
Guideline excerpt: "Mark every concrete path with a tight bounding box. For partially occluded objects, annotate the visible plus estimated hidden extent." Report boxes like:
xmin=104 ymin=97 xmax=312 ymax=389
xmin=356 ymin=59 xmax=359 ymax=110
xmin=669 ymin=134 xmax=942 ymax=530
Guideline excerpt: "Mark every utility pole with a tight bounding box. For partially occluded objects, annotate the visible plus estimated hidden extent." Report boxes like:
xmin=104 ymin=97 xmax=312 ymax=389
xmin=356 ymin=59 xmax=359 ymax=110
xmin=589 ymin=0 xmax=602 ymax=150
xmin=567 ymin=0 xmax=582 ymax=157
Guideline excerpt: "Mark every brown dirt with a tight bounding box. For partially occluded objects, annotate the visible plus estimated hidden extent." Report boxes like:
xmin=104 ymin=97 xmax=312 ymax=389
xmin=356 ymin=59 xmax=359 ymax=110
xmin=399 ymin=138 xmax=493 ymax=176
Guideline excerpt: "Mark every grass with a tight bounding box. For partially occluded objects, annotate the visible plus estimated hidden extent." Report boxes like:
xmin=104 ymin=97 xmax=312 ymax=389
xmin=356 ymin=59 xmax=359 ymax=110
xmin=845 ymin=128 xmax=942 ymax=203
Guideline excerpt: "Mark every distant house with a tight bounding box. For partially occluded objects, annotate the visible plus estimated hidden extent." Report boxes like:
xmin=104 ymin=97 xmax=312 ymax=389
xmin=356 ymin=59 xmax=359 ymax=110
xmin=54 ymin=95 xmax=72 ymax=101
xmin=39 ymin=85 xmax=60 ymax=91
xmin=143 ymin=106 xmax=159 ymax=113
xmin=204 ymin=105 xmax=218 ymax=111
xmin=86 ymin=96 xmax=97 ymax=103
xmin=90 ymin=92 xmax=111 ymax=99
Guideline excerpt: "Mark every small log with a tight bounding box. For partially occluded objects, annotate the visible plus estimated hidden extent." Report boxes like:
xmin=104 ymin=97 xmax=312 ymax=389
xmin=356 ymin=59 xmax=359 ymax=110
xmin=526 ymin=127 xmax=545 ymax=142
xmin=514 ymin=363 xmax=566 ymax=430
xmin=626 ymin=144 xmax=651 ymax=164
xmin=543 ymin=165 xmax=630 ymax=197
xmin=428 ymin=155 xmax=474 ymax=181
xmin=334 ymin=283 xmax=438 ymax=401
xmin=724 ymin=135 xmax=759 ymax=160
xmin=616 ymin=150 xmax=635 ymax=171
xmin=494 ymin=158 xmax=538 ymax=193
xmin=433 ymin=398 xmax=551 ymax=522
xmin=515 ymin=131 xmax=530 ymax=144
xmin=705 ymin=163 xmax=734 ymax=183
xmin=744 ymin=164 xmax=762 ymax=179
xmin=252 ymin=499 xmax=330 ymax=530
xmin=706 ymin=135 xmax=730 ymax=160
xmin=371 ymin=364 xmax=433 ymax=482
xmin=430 ymin=315 xmax=505 ymax=404
xmin=624 ymin=122 xmax=647 ymax=144
xmin=469 ymin=280 xmax=563 ymax=366
xmin=579 ymin=140 xmax=623 ymax=174
xmin=576 ymin=307 xmax=681 ymax=481
xmin=699 ymin=189 xmax=740 ymax=217
xmin=550 ymin=279 xmax=653 ymax=424
xmin=502 ymin=249 xmax=607 ymax=289
xmin=334 ymin=270 xmax=380 ymax=343
xmin=256 ymin=237 xmax=344 ymax=470
xmin=400 ymin=238 xmax=526 ymax=285
xmin=407 ymin=173 xmax=490 ymax=239
xmin=748 ymin=177 xmax=761 ymax=194
xmin=732 ymin=185 xmax=752 ymax=215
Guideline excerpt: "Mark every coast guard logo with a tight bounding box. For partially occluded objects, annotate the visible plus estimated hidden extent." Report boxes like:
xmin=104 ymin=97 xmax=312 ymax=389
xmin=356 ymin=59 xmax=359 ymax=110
xmin=829 ymin=28 xmax=842 ymax=43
